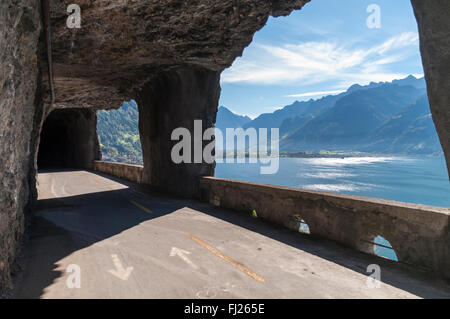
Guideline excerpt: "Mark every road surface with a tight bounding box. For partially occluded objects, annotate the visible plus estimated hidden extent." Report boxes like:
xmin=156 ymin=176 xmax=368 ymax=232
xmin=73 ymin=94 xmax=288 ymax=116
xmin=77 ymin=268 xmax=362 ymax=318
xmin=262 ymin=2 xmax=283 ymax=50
xmin=10 ymin=169 xmax=450 ymax=298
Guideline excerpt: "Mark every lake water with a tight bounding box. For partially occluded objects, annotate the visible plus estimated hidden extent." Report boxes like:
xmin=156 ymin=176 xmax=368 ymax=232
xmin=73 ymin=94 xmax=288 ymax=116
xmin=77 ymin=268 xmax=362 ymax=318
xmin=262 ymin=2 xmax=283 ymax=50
xmin=215 ymin=156 xmax=450 ymax=208
xmin=215 ymin=156 xmax=450 ymax=261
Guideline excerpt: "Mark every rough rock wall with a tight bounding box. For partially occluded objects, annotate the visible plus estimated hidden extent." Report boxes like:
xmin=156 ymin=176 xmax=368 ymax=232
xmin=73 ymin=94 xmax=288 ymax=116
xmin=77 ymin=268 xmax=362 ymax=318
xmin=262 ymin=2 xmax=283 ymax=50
xmin=0 ymin=0 xmax=42 ymax=292
xmin=411 ymin=0 xmax=450 ymax=178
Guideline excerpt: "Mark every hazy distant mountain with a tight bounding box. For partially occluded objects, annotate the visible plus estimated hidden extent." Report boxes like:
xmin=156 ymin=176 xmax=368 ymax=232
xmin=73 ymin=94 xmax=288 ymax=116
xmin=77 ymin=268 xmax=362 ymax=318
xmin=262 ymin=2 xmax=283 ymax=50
xmin=243 ymin=100 xmax=310 ymax=131
xmin=363 ymin=95 xmax=442 ymax=154
xmin=281 ymin=83 xmax=426 ymax=151
xmin=243 ymin=94 xmax=345 ymax=132
xmin=214 ymin=106 xmax=252 ymax=152
xmin=346 ymin=75 xmax=426 ymax=93
xmin=215 ymin=75 xmax=439 ymax=155
xmin=392 ymin=75 xmax=426 ymax=89
xmin=242 ymin=75 xmax=426 ymax=134
xmin=215 ymin=106 xmax=251 ymax=132
xmin=96 ymin=75 xmax=441 ymax=162
xmin=279 ymin=114 xmax=314 ymax=138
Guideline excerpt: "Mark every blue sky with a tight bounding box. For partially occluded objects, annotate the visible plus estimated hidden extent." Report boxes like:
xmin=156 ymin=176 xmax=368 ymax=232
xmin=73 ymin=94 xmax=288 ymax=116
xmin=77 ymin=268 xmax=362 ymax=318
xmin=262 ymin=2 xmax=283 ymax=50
xmin=219 ymin=0 xmax=424 ymax=119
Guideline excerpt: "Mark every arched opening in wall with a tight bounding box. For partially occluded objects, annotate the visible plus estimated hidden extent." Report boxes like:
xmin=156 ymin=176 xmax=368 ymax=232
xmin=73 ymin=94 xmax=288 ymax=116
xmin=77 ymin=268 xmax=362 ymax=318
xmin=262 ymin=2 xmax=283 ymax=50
xmin=96 ymin=100 xmax=143 ymax=166
xmin=214 ymin=0 xmax=450 ymax=208
xmin=298 ymin=219 xmax=311 ymax=235
xmin=37 ymin=108 xmax=100 ymax=169
xmin=372 ymin=235 xmax=398 ymax=262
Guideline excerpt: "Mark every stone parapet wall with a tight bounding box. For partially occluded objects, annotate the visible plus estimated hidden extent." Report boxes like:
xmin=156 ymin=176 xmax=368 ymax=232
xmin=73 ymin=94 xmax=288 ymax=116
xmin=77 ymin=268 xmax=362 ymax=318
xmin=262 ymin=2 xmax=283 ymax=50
xmin=92 ymin=161 xmax=144 ymax=184
xmin=200 ymin=177 xmax=450 ymax=279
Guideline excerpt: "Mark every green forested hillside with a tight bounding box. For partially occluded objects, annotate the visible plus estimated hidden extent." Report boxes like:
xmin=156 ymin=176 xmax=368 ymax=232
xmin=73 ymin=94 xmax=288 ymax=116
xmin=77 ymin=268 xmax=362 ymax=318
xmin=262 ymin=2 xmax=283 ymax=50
xmin=97 ymin=100 xmax=142 ymax=164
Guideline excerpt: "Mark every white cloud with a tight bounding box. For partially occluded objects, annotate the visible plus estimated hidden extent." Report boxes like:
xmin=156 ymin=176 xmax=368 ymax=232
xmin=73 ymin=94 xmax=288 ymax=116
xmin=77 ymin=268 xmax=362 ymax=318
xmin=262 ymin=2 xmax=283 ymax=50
xmin=221 ymin=32 xmax=420 ymax=87
xmin=285 ymin=89 xmax=346 ymax=98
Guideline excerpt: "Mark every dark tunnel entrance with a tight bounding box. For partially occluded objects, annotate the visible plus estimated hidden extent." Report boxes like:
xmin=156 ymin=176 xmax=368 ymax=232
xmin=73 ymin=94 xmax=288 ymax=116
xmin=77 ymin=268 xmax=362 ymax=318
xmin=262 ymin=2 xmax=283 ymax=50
xmin=37 ymin=108 xmax=101 ymax=169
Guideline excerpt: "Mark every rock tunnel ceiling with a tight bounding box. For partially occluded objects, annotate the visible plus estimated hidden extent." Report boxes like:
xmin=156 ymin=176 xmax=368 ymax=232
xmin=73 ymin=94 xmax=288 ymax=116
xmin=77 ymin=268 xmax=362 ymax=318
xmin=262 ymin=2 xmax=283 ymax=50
xmin=44 ymin=0 xmax=310 ymax=109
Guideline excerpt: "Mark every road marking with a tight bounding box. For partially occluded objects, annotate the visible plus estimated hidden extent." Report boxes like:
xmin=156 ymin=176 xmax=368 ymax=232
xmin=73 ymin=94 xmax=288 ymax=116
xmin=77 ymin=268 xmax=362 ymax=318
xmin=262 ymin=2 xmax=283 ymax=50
xmin=130 ymin=200 xmax=152 ymax=214
xmin=108 ymin=254 xmax=133 ymax=281
xmin=61 ymin=181 xmax=69 ymax=196
xmin=50 ymin=178 xmax=57 ymax=197
xmin=170 ymin=247 xmax=199 ymax=270
xmin=185 ymin=234 xmax=265 ymax=283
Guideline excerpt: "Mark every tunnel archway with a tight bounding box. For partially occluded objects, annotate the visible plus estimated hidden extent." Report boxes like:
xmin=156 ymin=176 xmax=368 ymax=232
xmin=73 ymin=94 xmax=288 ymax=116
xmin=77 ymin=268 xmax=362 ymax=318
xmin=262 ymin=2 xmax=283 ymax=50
xmin=37 ymin=108 xmax=101 ymax=169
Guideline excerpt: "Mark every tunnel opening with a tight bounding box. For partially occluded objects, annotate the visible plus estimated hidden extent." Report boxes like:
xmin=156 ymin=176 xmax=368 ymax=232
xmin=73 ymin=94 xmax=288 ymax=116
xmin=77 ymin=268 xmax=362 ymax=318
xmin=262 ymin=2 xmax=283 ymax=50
xmin=97 ymin=100 xmax=143 ymax=166
xmin=373 ymin=235 xmax=398 ymax=262
xmin=298 ymin=219 xmax=311 ymax=235
xmin=37 ymin=108 xmax=101 ymax=169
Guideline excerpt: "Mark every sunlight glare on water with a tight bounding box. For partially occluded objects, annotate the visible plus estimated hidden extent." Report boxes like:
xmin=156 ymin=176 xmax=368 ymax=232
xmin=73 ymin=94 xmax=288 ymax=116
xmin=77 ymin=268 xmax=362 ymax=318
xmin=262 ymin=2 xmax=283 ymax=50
xmin=215 ymin=156 xmax=450 ymax=207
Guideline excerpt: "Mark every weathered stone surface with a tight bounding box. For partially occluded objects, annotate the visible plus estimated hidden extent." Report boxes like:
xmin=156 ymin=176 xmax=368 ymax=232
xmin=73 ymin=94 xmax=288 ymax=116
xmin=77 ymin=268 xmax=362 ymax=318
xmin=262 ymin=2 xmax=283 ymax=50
xmin=38 ymin=108 xmax=101 ymax=169
xmin=136 ymin=67 xmax=220 ymax=198
xmin=0 ymin=0 xmax=42 ymax=293
xmin=46 ymin=0 xmax=310 ymax=109
xmin=411 ymin=0 xmax=450 ymax=177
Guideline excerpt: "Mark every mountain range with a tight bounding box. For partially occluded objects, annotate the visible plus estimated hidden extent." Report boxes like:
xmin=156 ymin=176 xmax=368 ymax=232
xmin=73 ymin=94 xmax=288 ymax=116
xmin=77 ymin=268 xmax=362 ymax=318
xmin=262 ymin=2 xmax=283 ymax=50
xmin=96 ymin=75 xmax=443 ymax=161
xmin=216 ymin=75 xmax=442 ymax=155
xmin=215 ymin=106 xmax=252 ymax=132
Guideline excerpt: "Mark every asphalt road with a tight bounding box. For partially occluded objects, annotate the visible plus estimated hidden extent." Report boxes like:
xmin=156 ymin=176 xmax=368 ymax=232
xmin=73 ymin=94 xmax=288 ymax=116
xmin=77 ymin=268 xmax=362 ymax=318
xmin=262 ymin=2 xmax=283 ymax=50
xmin=10 ymin=169 xmax=450 ymax=298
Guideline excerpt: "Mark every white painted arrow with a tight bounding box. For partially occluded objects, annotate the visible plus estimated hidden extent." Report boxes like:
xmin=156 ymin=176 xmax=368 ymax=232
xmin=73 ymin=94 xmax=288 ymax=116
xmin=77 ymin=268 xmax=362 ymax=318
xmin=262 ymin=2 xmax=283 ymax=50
xmin=108 ymin=254 xmax=133 ymax=280
xmin=170 ymin=247 xmax=199 ymax=270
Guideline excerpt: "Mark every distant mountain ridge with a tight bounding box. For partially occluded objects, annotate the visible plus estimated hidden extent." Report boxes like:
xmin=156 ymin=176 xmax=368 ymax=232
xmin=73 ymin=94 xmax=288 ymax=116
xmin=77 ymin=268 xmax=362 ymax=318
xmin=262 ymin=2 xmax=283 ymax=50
xmin=363 ymin=95 xmax=441 ymax=154
xmin=243 ymin=75 xmax=426 ymax=133
xmin=281 ymin=83 xmax=425 ymax=151
xmin=215 ymin=106 xmax=251 ymax=132
xmin=242 ymin=93 xmax=345 ymax=133
xmin=216 ymin=75 xmax=442 ymax=155
xmin=96 ymin=76 xmax=442 ymax=162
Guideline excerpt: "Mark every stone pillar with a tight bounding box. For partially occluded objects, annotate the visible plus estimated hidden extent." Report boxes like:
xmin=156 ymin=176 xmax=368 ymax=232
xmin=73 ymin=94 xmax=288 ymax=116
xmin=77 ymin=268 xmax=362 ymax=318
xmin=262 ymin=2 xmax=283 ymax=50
xmin=136 ymin=67 xmax=221 ymax=198
xmin=411 ymin=0 xmax=450 ymax=178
